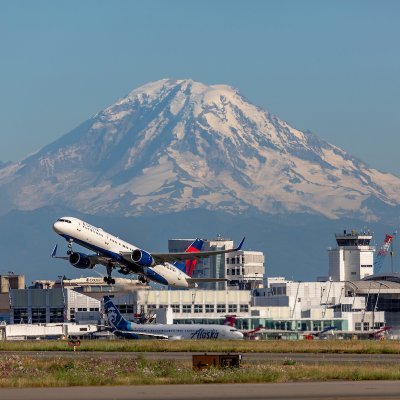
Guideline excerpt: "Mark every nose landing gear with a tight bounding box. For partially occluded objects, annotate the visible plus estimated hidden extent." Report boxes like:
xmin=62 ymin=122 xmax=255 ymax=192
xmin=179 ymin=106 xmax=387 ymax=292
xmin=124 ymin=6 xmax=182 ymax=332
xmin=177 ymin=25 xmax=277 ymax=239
xmin=67 ymin=239 xmax=73 ymax=255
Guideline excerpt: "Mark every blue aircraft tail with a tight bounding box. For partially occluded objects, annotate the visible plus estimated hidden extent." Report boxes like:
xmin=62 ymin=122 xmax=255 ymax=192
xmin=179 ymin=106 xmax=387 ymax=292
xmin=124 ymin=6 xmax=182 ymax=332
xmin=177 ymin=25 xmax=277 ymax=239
xmin=103 ymin=296 xmax=131 ymax=331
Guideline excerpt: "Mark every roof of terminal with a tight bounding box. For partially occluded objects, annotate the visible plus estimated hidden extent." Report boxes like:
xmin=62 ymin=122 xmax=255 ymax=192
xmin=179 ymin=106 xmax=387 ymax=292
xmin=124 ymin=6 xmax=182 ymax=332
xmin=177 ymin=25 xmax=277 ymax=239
xmin=346 ymin=277 xmax=400 ymax=293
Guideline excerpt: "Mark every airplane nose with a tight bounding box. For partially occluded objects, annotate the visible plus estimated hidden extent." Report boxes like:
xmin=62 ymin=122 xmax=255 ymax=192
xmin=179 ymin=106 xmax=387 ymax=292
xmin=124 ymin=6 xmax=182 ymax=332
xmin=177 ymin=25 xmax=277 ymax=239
xmin=53 ymin=221 xmax=62 ymax=233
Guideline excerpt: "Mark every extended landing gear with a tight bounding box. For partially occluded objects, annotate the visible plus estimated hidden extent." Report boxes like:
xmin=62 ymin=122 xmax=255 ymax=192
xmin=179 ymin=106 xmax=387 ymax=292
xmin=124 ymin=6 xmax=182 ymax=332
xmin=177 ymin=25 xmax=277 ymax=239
xmin=138 ymin=275 xmax=149 ymax=284
xmin=104 ymin=263 xmax=115 ymax=285
xmin=67 ymin=239 xmax=73 ymax=255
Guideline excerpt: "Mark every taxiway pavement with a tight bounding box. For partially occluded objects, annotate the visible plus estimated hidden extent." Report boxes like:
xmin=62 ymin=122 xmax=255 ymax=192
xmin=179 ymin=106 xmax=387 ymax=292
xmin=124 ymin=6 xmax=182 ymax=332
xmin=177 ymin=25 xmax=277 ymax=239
xmin=1 ymin=381 xmax=400 ymax=400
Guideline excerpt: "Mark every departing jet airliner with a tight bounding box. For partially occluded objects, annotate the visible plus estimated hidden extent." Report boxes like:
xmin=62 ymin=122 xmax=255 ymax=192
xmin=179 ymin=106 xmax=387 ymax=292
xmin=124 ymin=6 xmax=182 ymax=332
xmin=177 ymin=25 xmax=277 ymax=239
xmin=52 ymin=217 xmax=245 ymax=288
xmin=104 ymin=296 xmax=244 ymax=340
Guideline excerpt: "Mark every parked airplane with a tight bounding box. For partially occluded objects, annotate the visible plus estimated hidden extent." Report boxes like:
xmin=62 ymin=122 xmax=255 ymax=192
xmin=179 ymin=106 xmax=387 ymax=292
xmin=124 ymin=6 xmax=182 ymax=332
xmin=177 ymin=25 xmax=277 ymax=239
xmin=103 ymin=296 xmax=244 ymax=340
xmin=224 ymin=315 xmax=264 ymax=338
xmin=52 ymin=217 xmax=245 ymax=288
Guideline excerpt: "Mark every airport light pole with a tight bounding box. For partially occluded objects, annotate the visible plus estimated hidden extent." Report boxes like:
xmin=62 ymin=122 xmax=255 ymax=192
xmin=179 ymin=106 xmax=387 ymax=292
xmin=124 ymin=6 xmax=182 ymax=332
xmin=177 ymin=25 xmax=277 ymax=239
xmin=58 ymin=275 xmax=66 ymax=322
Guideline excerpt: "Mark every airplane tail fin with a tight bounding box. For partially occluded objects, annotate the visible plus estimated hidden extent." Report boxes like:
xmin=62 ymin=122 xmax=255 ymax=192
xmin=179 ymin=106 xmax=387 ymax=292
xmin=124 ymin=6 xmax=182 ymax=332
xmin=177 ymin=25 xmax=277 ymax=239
xmin=103 ymin=296 xmax=130 ymax=332
xmin=223 ymin=315 xmax=237 ymax=327
xmin=175 ymin=238 xmax=204 ymax=277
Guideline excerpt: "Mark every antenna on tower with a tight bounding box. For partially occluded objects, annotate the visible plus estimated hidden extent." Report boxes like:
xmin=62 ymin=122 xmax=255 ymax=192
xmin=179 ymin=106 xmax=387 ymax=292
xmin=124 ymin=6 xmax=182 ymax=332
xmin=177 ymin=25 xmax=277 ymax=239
xmin=374 ymin=233 xmax=394 ymax=274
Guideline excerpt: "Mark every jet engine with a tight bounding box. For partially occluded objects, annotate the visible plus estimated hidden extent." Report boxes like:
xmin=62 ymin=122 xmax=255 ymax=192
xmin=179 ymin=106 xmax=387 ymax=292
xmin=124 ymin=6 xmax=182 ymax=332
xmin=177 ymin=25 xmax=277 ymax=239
xmin=69 ymin=252 xmax=92 ymax=269
xmin=131 ymin=249 xmax=154 ymax=267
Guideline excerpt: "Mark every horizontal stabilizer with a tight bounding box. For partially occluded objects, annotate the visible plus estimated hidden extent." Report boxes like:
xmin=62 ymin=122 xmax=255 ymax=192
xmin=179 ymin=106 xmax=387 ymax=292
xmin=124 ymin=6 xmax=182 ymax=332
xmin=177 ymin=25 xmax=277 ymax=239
xmin=51 ymin=244 xmax=69 ymax=260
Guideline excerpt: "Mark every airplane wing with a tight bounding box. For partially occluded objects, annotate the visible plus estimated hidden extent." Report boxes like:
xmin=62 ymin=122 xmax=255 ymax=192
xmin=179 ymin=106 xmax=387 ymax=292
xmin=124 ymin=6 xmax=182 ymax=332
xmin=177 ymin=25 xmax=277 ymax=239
xmin=147 ymin=237 xmax=246 ymax=264
xmin=51 ymin=245 xmax=126 ymax=270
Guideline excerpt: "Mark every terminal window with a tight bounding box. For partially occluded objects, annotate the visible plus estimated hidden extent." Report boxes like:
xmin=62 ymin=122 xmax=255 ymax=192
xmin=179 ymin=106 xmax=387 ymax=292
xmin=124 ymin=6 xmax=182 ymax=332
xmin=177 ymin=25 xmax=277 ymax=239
xmin=117 ymin=305 xmax=134 ymax=313
xmin=217 ymin=304 xmax=226 ymax=313
xmin=13 ymin=308 xmax=28 ymax=324
xmin=171 ymin=305 xmax=180 ymax=313
xmin=182 ymin=305 xmax=192 ymax=313
xmin=194 ymin=305 xmax=203 ymax=313
xmin=341 ymin=304 xmax=352 ymax=312
xmin=50 ymin=308 xmax=64 ymax=323
xmin=240 ymin=305 xmax=249 ymax=312
xmin=32 ymin=308 xmax=46 ymax=323
xmin=205 ymin=304 xmax=215 ymax=313
xmin=228 ymin=305 xmax=238 ymax=313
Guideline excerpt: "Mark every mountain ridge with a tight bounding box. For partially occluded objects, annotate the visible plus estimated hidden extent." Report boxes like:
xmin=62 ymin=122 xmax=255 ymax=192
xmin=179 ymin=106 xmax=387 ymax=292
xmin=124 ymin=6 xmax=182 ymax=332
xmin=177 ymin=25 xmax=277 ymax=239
xmin=0 ymin=78 xmax=399 ymax=221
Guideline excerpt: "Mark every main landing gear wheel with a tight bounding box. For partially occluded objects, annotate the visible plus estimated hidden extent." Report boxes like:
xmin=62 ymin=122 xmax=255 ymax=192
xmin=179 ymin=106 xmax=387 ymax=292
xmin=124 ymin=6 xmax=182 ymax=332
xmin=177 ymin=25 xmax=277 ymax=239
xmin=103 ymin=276 xmax=115 ymax=285
xmin=104 ymin=263 xmax=115 ymax=285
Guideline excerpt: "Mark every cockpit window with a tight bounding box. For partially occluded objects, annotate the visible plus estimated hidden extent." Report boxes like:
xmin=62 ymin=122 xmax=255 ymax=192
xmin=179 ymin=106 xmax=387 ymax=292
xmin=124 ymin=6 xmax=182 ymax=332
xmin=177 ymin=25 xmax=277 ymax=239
xmin=230 ymin=329 xmax=238 ymax=332
xmin=57 ymin=219 xmax=71 ymax=223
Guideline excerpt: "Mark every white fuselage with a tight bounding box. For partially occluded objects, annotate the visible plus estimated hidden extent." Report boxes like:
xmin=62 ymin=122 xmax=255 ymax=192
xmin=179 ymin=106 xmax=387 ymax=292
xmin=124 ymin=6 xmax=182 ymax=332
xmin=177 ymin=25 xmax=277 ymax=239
xmin=124 ymin=323 xmax=244 ymax=340
xmin=53 ymin=217 xmax=192 ymax=287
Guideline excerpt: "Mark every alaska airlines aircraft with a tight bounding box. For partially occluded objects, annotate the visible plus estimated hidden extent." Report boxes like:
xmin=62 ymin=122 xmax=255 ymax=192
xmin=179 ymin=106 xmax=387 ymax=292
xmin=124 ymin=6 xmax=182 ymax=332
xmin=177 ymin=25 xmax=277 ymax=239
xmin=52 ymin=217 xmax=245 ymax=288
xmin=104 ymin=296 xmax=243 ymax=340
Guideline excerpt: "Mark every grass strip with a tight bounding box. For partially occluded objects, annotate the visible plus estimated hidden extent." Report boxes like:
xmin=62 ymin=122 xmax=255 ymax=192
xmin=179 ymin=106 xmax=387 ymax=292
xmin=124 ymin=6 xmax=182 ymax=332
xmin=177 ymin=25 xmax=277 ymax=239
xmin=0 ymin=355 xmax=400 ymax=388
xmin=0 ymin=339 xmax=400 ymax=354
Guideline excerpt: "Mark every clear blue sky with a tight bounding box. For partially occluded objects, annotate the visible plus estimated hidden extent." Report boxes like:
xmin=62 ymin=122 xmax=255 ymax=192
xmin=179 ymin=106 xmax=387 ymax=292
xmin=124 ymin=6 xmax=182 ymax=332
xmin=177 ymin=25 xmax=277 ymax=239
xmin=1 ymin=0 xmax=399 ymax=175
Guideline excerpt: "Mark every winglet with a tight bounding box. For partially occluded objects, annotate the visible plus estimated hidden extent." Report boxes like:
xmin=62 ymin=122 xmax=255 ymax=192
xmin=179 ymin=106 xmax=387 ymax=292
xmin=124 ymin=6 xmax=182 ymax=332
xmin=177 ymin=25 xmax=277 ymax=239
xmin=235 ymin=237 xmax=245 ymax=251
xmin=51 ymin=244 xmax=58 ymax=258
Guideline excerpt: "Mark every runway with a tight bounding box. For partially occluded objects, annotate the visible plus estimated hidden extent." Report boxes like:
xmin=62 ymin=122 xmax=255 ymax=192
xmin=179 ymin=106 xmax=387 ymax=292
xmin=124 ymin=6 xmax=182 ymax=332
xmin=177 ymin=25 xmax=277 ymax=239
xmin=2 ymin=350 xmax=400 ymax=364
xmin=1 ymin=381 xmax=400 ymax=400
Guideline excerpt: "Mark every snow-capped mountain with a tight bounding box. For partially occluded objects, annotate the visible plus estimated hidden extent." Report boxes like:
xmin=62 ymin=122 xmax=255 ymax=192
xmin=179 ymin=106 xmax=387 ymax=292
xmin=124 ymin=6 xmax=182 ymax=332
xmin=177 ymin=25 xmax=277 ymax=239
xmin=1 ymin=78 xmax=400 ymax=220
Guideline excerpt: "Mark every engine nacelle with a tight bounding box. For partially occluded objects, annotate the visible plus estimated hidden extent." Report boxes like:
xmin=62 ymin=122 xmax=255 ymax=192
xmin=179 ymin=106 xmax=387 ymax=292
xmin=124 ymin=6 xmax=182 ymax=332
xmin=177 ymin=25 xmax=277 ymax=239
xmin=69 ymin=252 xmax=92 ymax=269
xmin=131 ymin=249 xmax=154 ymax=267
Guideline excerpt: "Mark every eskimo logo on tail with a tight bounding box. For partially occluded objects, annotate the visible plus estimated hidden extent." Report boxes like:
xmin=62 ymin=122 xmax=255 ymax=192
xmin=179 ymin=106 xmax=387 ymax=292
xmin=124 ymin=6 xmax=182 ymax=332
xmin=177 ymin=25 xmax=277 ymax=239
xmin=104 ymin=296 xmax=126 ymax=330
xmin=107 ymin=305 xmax=119 ymax=327
xmin=175 ymin=238 xmax=203 ymax=277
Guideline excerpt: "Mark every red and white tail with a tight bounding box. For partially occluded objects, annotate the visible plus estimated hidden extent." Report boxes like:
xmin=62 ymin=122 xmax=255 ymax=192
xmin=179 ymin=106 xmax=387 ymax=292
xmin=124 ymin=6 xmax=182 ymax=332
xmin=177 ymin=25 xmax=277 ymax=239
xmin=223 ymin=315 xmax=237 ymax=327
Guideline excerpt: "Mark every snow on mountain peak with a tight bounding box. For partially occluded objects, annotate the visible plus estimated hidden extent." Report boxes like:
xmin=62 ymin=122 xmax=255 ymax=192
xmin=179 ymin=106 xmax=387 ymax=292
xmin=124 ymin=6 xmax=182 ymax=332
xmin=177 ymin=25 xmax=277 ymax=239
xmin=0 ymin=78 xmax=400 ymax=220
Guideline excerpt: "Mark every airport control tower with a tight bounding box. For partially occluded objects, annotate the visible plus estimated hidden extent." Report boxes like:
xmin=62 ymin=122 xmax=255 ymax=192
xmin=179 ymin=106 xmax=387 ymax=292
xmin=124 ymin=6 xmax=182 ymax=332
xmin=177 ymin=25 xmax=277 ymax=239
xmin=328 ymin=230 xmax=375 ymax=281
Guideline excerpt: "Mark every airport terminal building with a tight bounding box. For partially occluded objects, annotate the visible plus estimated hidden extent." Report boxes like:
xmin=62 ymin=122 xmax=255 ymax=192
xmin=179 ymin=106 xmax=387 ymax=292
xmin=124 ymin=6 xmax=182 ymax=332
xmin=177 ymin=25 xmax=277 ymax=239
xmin=2 ymin=230 xmax=400 ymax=339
